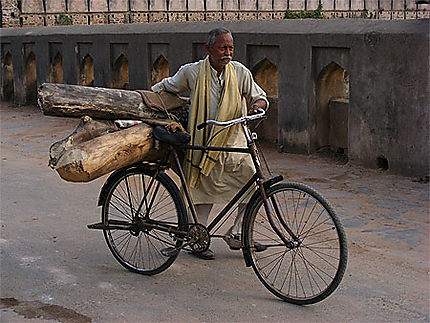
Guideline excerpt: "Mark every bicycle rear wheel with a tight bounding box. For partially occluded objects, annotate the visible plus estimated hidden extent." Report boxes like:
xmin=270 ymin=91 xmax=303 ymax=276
xmin=102 ymin=167 xmax=187 ymax=275
xmin=243 ymin=182 xmax=347 ymax=305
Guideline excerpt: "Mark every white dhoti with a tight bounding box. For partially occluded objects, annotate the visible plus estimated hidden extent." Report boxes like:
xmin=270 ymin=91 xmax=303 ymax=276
xmin=190 ymin=125 xmax=256 ymax=204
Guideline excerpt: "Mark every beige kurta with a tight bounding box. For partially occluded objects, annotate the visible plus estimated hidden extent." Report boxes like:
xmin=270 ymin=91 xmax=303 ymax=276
xmin=151 ymin=59 xmax=268 ymax=204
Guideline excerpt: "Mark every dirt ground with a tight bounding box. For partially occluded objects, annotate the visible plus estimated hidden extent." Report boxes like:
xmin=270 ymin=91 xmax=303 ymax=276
xmin=1 ymin=102 xmax=429 ymax=322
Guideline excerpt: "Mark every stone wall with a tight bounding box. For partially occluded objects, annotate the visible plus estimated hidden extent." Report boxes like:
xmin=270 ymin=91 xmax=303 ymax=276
xmin=1 ymin=0 xmax=429 ymax=27
xmin=0 ymin=20 xmax=428 ymax=177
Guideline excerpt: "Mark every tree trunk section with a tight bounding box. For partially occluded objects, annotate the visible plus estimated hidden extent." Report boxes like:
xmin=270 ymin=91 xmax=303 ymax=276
xmin=49 ymin=115 xmax=119 ymax=168
xmin=53 ymin=123 xmax=164 ymax=182
xmin=38 ymin=83 xmax=189 ymax=126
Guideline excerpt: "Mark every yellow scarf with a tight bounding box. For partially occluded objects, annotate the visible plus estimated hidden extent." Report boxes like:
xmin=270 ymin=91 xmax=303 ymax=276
xmin=184 ymin=56 xmax=242 ymax=188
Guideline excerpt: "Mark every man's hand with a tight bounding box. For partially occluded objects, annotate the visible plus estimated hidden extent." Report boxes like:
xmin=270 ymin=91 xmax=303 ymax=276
xmin=164 ymin=120 xmax=186 ymax=133
xmin=249 ymin=99 xmax=267 ymax=115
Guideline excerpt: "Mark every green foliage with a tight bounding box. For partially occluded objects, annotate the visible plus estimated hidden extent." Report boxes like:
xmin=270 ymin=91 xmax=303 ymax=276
xmin=55 ymin=13 xmax=73 ymax=25
xmin=284 ymin=4 xmax=325 ymax=19
xmin=361 ymin=10 xmax=376 ymax=19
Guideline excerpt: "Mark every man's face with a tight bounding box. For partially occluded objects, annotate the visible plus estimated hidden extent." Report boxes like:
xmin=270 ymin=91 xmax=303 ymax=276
xmin=205 ymin=33 xmax=234 ymax=72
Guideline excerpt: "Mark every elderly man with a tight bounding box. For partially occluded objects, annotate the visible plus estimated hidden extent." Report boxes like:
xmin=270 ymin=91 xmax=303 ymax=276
xmin=151 ymin=27 xmax=268 ymax=260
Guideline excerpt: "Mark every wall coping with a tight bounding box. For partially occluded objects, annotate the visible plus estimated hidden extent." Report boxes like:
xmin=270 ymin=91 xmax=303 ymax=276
xmin=1 ymin=19 xmax=429 ymax=38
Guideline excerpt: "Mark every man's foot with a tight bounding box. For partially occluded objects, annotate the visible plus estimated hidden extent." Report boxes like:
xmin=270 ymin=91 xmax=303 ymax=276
xmin=253 ymin=241 xmax=268 ymax=252
xmin=190 ymin=249 xmax=215 ymax=260
xmin=223 ymin=234 xmax=267 ymax=252
xmin=223 ymin=234 xmax=241 ymax=250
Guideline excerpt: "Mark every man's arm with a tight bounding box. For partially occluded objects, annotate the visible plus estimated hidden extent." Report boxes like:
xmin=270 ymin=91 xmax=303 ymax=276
xmin=236 ymin=63 xmax=269 ymax=115
xmin=151 ymin=64 xmax=191 ymax=94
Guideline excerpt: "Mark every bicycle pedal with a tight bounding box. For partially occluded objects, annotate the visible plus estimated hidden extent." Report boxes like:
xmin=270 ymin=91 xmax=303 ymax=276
xmin=87 ymin=222 xmax=104 ymax=230
xmin=160 ymin=247 xmax=179 ymax=257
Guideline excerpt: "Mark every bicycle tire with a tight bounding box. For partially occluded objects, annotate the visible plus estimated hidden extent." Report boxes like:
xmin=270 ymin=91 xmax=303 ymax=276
xmin=243 ymin=182 xmax=347 ymax=305
xmin=102 ymin=167 xmax=187 ymax=275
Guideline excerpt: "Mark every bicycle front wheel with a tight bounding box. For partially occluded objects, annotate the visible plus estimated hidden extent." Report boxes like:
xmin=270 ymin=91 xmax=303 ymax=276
xmin=102 ymin=167 xmax=187 ymax=275
xmin=243 ymin=182 xmax=347 ymax=305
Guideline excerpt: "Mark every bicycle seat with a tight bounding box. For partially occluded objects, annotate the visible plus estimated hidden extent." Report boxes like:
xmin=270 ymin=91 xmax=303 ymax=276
xmin=153 ymin=126 xmax=191 ymax=146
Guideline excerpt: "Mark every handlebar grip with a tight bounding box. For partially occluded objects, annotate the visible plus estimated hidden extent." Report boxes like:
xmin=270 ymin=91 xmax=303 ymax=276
xmin=197 ymin=122 xmax=207 ymax=130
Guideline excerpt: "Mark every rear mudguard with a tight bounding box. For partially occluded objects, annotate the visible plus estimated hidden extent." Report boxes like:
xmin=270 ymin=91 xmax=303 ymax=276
xmin=241 ymin=174 xmax=283 ymax=267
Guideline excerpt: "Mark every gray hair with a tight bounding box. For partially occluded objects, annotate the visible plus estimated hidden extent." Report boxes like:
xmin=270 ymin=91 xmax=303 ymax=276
xmin=206 ymin=28 xmax=233 ymax=48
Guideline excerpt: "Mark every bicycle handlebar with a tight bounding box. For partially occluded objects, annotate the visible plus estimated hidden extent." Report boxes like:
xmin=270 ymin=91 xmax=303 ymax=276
xmin=197 ymin=109 xmax=266 ymax=130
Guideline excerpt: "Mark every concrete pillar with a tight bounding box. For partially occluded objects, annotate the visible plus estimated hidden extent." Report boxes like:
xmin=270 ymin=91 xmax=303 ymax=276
xmin=35 ymin=41 xmax=49 ymax=85
xmin=130 ymin=0 xmax=149 ymax=10
xmin=350 ymin=0 xmax=364 ymax=10
xmin=335 ymin=0 xmax=349 ymax=10
xmin=62 ymin=41 xmax=78 ymax=85
xmin=90 ymin=0 xmax=108 ymax=11
xmin=45 ymin=0 xmax=66 ymax=12
xmin=320 ymin=0 xmax=334 ymax=10
xmin=365 ymin=0 xmax=378 ymax=10
xmin=109 ymin=0 xmax=128 ymax=11
xmin=406 ymin=0 xmax=416 ymax=10
xmin=206 ymin=0 xmax=221 ymax=9
xmin=307 ymin=0 xmax=320 ymax=10
xmin=150 ymin=0 xmax=167 ymax=10
xmin=289 ymin=0 xmax=305 ymax=10
xmin=392 ymin=0 xmax=404 ymax=10
xmin=273 ymin=0 xmax=287 ymax=10
xmin=224 ymin=0 xmax=239 ymax=10
xmin=169 ymin=0 xmax=187 ymax=10
xmin=240 ymin=0 xmax=257 ymax=10
xmin=258 ymin=0 xmax=272 ymax=10
xmin=128 ymin=36 xmax=148 ymax=89
xmin=188 ymin=0 xmax=204 ymax=10
xmin=12 ymin=41 xmax=26 ymax=104
xmin=93 ymin=39 xmax=109 ymax=87
xmin=68 ymin=0 xmax=89 ymax=11
xmin=379 ymin=0 xmax=392 ymax=9
xmin=21 ymin=0 xmax=44 ymax=13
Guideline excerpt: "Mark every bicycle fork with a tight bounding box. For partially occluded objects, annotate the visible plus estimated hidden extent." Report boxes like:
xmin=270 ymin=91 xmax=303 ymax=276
xmin=247 ymin=133 xmax=300 ymax=249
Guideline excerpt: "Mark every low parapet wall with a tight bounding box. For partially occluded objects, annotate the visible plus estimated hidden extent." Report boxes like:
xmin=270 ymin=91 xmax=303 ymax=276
xmin=2 ymin=0 xmax=429 ymax=28
xmin=1 ymin=19 xmax=428 ymax=177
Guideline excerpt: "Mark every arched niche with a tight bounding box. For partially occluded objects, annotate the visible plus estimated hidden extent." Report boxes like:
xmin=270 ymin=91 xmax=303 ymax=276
xmin=24 ymin=52 xmax=37 ymax=103
xmin=2 ymin=52 xmax=14 ymax=101
xmin=251 ymin=58 xmax=279 ymax=143
xmin=79 ymin=54 xmax=94 ymax=86
xmin=312 ymin=61 xmax=350 ymax=156
xmin=252 ymin=58 xmax=278 ymax=97
xmin=49 ymin=52 xmax=63 ymax=84
xmin=111 ymin=54 xmax=129 ymax=89
xmin=150 ymin=55 xmax=169 ymax=88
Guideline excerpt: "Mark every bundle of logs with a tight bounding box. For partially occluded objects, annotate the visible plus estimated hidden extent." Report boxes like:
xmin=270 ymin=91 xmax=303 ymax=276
xmin=39 ymin=83 xmax=189 ymax=182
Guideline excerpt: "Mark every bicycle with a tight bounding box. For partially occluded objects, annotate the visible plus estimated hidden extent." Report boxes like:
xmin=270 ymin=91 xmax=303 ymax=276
xmin=88 ymin=109 xmax=348 ymax=305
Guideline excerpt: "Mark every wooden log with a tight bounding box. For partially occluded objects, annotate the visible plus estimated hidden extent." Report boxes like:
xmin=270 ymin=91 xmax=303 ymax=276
xmin=53 ymin=123 xmax=164 ymax=182
xmin=38 ymin=83 xmax=189 ymax=126
xmin=49 ymin=115 xmax=119 ymax=168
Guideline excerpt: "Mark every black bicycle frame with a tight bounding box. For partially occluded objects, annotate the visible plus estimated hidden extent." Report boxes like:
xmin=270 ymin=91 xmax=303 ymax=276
xmin=164 ymin=124 xmax=299 ymax=244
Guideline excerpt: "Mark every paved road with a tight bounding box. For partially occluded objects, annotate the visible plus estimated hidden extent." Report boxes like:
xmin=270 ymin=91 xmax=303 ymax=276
xmin=1 ymin=103 xmax=429 ymax=322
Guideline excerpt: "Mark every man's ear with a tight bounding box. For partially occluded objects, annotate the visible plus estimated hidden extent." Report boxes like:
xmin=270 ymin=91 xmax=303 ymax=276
xmin=204 ymin=44 xmax=210 ymax=56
